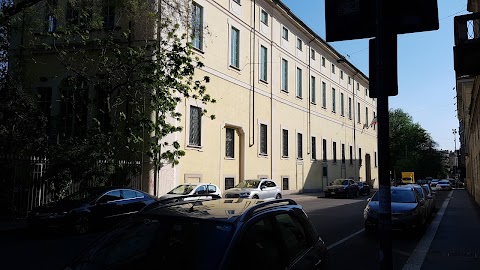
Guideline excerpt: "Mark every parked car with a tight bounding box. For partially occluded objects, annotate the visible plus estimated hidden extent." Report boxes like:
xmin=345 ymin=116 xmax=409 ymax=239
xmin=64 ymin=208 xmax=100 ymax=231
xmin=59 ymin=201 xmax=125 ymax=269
xmin=27 ymin=187 xmax=157 ymax=234
xmin=356 ymin=181 xmax=371 ymax=196
xmin=403 ymin=184 xmax=434 ymax=219
xmin=159 ymin=183 xmax=221 ymax=202
xmin=223 ymin=179 xmax=282 ymax=199
xmin=422 ymin=184 xmax=437 ymax=214
xmin=325 ymin=179 xmax=360 ymax=198
xmin=63 ymin=198 xmax=329 ymax=270
xmin=436 ymin=180 xmax=452 ymax=191
xmin=364 ymin=186 xmax=427 ymax=233
xmin=430 ymin=179 xmax=439 ymax=188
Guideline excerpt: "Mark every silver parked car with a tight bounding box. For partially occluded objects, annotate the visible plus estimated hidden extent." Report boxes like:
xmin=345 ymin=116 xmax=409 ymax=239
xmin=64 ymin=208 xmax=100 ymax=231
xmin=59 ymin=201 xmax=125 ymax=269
xmin=224 ymin=179 xmax=282 ymax=199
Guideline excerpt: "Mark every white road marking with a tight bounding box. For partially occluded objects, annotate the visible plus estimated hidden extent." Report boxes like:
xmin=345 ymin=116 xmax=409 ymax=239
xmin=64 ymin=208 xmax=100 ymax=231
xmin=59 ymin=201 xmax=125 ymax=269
xmin=402 ymin=190 xmax=453 ymax=270
xmin=327 ymin=228 xmax=365 ymax=250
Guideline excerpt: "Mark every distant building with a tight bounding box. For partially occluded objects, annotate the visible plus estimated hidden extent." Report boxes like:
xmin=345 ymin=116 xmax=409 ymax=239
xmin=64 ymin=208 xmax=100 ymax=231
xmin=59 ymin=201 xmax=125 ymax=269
xmin=454 ymin=0 xmax=480 ymax=204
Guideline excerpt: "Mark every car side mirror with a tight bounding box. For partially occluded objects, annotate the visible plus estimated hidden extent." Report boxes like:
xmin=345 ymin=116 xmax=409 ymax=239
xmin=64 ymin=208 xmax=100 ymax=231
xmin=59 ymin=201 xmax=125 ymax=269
xmin=419 ymin=199 xmax=425 ymax=206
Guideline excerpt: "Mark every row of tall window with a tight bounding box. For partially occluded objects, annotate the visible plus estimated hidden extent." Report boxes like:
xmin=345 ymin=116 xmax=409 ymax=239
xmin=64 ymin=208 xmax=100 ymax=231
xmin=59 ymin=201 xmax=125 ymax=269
xmin=192 ymin=4 xmax=375 ymax=127
xmin=188 ymin=104 xmax=376 ymax=166
xmin=45 ymin=0 xmax=117 ymax=33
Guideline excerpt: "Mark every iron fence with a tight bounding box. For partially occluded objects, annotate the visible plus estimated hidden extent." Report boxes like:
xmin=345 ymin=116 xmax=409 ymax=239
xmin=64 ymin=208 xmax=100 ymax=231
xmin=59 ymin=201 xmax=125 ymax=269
xmin=0 ymin=155 xmax=142 ymax=218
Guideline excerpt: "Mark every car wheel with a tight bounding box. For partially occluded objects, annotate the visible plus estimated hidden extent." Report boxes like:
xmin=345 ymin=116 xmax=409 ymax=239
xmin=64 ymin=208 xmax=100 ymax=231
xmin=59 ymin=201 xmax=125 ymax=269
xmin=275 ymin=193 xmax=282 ymax=199
xmin=252 ymin=195 xmax=259 ymax=199
xmin=72 ymin=215 xmax=90 ymax=235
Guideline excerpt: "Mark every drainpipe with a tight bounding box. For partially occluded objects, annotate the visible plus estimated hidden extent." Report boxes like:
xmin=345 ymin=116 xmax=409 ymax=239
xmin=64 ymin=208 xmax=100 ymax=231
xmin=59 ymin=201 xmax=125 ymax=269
xmin=249 ymin=0 xmax=256 ymax=147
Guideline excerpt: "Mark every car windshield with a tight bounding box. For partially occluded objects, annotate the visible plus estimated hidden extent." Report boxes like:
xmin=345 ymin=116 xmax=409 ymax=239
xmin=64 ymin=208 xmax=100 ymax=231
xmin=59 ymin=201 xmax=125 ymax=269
xmin=438 ymin=180 xmax=449 ymax=184
xmin=414 ymin=187 xmax=425 ymax=197
xmin=167 ymin=184 xmax=197 ymax=195
xmin=66 ymin=215 xmax=234 ymax=270
xmin=63 ymin=189 xmax=106 ymax=202
xmin=371 ymin=189 xmax=417 ymax=203
xmin=235 ymin=180 xmax=261 ymax=188
xmin=333 ymin=179 xmax=349 ymax=185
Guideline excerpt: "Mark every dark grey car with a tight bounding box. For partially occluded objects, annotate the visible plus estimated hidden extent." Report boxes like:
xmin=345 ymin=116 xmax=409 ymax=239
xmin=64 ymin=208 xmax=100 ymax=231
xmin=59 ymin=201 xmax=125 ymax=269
xmin=325 ymin=179 xmax=360 ymax=198
xmin=63 ymin=198 xmax=329 ymax=270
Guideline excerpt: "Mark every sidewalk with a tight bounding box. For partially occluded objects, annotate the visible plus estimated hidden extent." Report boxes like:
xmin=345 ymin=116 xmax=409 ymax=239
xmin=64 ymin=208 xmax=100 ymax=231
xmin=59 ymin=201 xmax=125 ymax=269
xmin=283 ymin=191 xmax=325 ymax=201
xmin=403 ymin=189 xmax=480 ymax=270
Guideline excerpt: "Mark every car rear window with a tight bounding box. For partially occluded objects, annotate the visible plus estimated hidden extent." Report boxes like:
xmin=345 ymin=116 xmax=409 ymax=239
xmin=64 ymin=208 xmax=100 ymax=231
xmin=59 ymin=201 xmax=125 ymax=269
xmin=66 ymin=215 xmax=234 ymax=270
xmin=371 ymin=189 xmax=416 ymax=203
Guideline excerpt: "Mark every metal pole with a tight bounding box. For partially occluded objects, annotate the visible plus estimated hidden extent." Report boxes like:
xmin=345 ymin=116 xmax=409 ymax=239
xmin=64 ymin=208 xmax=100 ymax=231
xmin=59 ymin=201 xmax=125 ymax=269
xmin=375 ymin=0 xmax=393 ymax=269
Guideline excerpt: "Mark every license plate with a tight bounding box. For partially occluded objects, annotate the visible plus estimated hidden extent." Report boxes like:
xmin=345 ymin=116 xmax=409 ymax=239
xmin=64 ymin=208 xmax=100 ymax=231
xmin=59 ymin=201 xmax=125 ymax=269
xmin=331 ymin=192 xmax=335 ymax=195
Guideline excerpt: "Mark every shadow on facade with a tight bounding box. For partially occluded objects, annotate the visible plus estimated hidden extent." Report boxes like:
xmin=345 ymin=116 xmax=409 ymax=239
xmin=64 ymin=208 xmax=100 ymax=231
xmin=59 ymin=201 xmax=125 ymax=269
xmin=301 ymin=158 xmax=375 ymax=193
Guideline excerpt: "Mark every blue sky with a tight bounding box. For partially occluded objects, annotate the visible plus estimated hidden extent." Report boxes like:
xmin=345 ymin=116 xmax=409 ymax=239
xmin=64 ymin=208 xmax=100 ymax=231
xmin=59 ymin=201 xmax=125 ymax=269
xmin=281 ymin=0 xmax=469 ymax=151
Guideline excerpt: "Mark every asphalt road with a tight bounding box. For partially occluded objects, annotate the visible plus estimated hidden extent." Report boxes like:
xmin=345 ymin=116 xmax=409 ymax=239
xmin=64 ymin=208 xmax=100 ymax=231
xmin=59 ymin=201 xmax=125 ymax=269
xmin=0 ymin=191 xmax=449 ymax=270
xmin=301 ymin=191 xmax=449 ymax=270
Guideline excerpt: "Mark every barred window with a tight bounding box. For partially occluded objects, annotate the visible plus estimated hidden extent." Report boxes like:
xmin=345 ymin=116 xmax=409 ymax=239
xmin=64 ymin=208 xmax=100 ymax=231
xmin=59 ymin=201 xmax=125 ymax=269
xmin=189 ymin=106 xmax=202 ymax=146
xmin=260 ymin=124 xmax=267 ymax=155
xmin=225 ymin=178 xmax=235 ymax=190
xmin=333 ymin=142 xmax=337 ymax=163
xmin=282 ymin=129 xmax=288 ymax=157
xmin=311 ymin=137 xmax=316 ymax=160
xmin=282 ymin=177 xmax=289 ymax=190
xmin=322 ymin=139 xmax=327 ymax=161
xmin=226 ymin=128 xmax=235 ymax=158
xmin=297 ymin=133 xmax=303 ymax=159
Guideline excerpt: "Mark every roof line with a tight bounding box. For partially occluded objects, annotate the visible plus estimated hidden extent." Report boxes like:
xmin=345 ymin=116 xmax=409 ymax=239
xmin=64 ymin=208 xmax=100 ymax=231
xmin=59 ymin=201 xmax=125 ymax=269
xmin=272 ymin=0 xmax=369 ymax=82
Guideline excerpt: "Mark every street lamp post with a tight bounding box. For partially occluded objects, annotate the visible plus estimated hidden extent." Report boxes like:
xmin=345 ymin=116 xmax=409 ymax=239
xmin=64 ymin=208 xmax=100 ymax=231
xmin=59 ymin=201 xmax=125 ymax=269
xmin=452 ymin=129 xmax=458 ymax=186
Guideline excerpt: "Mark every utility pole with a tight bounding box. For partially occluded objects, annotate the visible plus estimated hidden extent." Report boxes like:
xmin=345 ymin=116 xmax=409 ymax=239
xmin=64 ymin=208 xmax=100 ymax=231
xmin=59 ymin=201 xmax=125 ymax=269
xmin=375 ymin=0 xmax=394 ymax=268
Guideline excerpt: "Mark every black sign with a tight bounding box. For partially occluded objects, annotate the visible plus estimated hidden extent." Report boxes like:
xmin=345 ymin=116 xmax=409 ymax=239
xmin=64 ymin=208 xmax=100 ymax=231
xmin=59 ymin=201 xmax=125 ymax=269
xmin=325 ymin=0 xmax=439 ymax=42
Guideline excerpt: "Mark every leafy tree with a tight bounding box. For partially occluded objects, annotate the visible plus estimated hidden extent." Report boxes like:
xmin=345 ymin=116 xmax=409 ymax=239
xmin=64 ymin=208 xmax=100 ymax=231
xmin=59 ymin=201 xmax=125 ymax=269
xmin=389 ymin=109 xmax=448 ymax=180
xmin=6 ymin=0 xmax=215 ymax=195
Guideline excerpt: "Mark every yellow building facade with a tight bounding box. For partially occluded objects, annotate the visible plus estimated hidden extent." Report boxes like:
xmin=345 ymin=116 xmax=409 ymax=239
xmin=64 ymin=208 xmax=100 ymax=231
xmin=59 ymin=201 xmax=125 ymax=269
xmin=168 ymin=0 xmax=378 ymax=195
xmin=10 ymin=0 xmax=378 ymax=196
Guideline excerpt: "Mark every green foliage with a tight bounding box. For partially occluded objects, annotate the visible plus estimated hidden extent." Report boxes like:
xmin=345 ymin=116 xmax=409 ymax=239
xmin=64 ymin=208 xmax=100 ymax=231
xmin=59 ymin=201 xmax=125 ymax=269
xmin=0 ymin=75 xmax=47 ymax=155
xmin=389 ymin=109 xmax=448 ymax=179
xmin=9 ymin=0 xmax=215 ymax=193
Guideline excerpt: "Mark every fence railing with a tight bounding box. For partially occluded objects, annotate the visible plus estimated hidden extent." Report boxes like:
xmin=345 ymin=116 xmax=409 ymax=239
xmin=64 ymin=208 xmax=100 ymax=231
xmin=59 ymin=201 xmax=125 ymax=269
xmin=0 ymin=155 xmax=142 ymax=218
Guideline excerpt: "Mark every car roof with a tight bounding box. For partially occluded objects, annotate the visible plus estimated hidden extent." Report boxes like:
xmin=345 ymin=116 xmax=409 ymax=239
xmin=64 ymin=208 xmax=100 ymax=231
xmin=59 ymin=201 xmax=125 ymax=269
xmin=142 ymin=198 xmax=299 ymax=223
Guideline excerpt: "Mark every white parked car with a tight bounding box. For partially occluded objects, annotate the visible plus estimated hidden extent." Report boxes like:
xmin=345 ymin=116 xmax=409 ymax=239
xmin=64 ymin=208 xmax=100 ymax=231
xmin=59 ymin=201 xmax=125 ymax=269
xmin=159 ymin=183 xmax=222 ymax=201
xmin=436 ymin=180 xmax=452 ymax=191
xmin=223 ymin=179 xmax=282 ymax=200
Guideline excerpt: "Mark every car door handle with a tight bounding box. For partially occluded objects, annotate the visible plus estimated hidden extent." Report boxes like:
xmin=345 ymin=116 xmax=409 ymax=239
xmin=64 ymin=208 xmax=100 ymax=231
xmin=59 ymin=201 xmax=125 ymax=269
xmin=314 ymin=258 xmax=322 ymax=267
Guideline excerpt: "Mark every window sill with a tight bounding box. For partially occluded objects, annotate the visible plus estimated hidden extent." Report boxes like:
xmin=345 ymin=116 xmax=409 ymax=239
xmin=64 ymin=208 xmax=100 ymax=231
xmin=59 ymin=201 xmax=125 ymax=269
xmin=229 ymin=65 xmax=241 ymax=71
xmin=225 ymin=157 xmax=235 ymax=160
xmin=281 ymin=155 xmax=289 ymax=159
xmin=259 ymin=79 xmax=268 ymax=84
xmin=192 ymin=47 xmax=205 ymax=54
xmin=296 ymin=96 xmax=303 ymax=100
xmin=187 ymin=145 xmax=203 ymax=151
xmin=281 ymin=89 xmax=289 ymax=94
xmin=259 ymin=153 xmax=268 ymax=158
xmin=311 ymin=102 xmax=317 ymax=105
